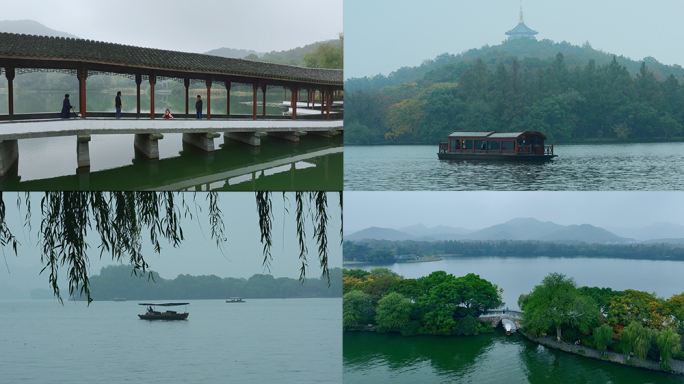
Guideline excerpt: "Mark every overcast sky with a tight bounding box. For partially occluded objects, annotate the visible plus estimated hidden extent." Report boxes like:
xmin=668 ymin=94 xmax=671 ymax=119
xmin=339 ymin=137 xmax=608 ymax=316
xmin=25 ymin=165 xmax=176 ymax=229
xmin=2 ymin=0 xmax=342 ymax=53
xmin=345 ymin=0 xmax=684 ymax=79
xmin=345 ymin=192 xmax=684 ymax=234
xmin=1 ymin=192 xmax=342 ymax=286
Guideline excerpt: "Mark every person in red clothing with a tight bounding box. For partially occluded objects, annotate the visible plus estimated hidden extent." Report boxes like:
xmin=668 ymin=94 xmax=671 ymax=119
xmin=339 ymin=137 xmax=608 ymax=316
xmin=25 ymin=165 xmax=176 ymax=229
xmin=163 ymin=109 xmax=174 ymax=119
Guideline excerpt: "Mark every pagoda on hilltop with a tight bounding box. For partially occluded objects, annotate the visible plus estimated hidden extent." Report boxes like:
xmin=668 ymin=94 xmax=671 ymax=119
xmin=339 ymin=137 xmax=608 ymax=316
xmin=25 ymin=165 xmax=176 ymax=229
xmin=505 ymin=0 xmax=538 ymax=40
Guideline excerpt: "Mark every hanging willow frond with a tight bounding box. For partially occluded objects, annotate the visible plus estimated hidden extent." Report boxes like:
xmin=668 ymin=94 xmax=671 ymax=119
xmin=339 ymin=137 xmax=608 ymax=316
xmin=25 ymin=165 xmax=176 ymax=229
xmin=0 ymin=191 xmax=337 ymax=304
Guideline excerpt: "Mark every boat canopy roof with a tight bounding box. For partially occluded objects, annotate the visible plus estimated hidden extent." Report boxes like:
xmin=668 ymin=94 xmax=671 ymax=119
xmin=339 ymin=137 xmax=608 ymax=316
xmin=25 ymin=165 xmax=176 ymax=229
xmin=447 ymin=131 xmax=547 ymax=140
xmin=138 ymin=303 xmax=190 ymax=306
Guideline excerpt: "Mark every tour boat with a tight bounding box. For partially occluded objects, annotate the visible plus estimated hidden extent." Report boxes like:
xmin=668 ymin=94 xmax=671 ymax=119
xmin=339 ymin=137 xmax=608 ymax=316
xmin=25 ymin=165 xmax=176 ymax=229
xmin=226 ymin=297 xmax=246 ymax=303
xmin=138 ymin=303 xmax=189 ymax=320
xmin=505 ymin=322 xmax=512 ymax=336
xmin=438 ymin=131 xmax=557 ymax=161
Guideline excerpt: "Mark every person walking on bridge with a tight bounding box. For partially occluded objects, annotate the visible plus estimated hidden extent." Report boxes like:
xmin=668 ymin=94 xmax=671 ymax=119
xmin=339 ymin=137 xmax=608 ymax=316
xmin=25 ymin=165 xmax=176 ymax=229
xmin=115 ymin=91 xmax=122 ymax=118
xmin=196 ymin=95 xmax=203 ymax=119
xmin=61 ymin=94 xmax=75 ymax=118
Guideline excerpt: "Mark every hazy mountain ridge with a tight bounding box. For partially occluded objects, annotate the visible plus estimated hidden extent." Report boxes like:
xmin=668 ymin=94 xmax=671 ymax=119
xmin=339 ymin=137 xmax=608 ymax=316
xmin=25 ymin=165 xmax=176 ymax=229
xmin=345 ymin=218 xmax=666 ymax=244
xmin=0 ymin=19 xmax=78 ymax=38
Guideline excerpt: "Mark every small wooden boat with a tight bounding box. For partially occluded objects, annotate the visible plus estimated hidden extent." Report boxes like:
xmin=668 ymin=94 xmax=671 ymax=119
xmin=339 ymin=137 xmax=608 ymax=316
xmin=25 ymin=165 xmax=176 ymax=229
xmin=226 ymin=297 xmax=245 ymax=303
xmin=438 ymin=131 xmax=557 ymax=161
xmin=505 ymin=322 xmax=512 ymax=335
xmin=138 ymin=303 xmax=189 ymax=320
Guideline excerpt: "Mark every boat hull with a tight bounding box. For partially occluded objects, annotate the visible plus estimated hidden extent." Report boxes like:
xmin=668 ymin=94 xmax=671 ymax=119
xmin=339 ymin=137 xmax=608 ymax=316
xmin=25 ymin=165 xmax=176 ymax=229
xmin=138 ymin=313 xmax=189 ymax=320
xmin=438 ymin=152 xmax=557 ymax=161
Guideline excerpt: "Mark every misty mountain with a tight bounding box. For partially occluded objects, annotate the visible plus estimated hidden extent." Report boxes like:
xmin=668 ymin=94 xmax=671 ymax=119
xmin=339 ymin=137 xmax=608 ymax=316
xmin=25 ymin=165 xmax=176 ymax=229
xmin=540 ymin=224 xmax=633 ymax=243
xmin=345 ymin=227 xmax=414 ymax=241
xmin=204 ymin=47 xmax=263 ymax=59
xmin=345 ymin=38 xmax=684 ymax=93
xmin=605 ymin=222 xmax=684 ymax=242
xmin=0 ymin=19 xmax=78 ymax=38
xmin=347 ymin=218 xmax=635 ymax=244
xmin=399 ymin=223 xmax=476 ymax=237
xmin=465 ymin=218 xmax=566 ymax=241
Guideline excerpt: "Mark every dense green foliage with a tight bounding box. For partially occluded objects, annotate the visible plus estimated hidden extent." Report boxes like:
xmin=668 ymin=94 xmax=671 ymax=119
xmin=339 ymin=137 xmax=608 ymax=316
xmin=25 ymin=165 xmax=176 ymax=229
xmin=80 ymin=265 xmax=341 ymax=300
xmin=343 ymin=269 xmax=501 ymax=336
xmin=343 ymin=239 xmax=684 ymax=262
xmin=521 ymin=273 xmax=684 ymax=364
xmin=345 ymin=38 xmax=684 ymax=92
xmin=520 ymin=273 xmax=600 ymax=342
xmin=345 ymin=38 xmax=684 ymax=145
xmin=302 ymin=34 xmax=343 ymax=69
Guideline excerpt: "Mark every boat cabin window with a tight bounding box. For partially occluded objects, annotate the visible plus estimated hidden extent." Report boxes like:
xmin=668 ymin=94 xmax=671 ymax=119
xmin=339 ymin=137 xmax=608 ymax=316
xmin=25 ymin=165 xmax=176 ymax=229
xmin=502 ymin=141 xmax=515 ymax=150
xmin=450 ymin=139 xmax=460 ymax=150
xmin=474 ymin=140 xmax=485 ymax=150
xmin=464 ymin=140 xmax=473 ymax=149
xmin=487 ymin=141 xmax=500 ymax=150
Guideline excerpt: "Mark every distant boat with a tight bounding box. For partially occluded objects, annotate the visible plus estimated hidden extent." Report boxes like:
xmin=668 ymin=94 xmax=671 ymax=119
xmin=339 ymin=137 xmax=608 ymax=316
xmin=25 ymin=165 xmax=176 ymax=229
xmin=113 ymin=298 xmax=126 ymax=302
xmin=505 ymin=322 xmax=512 ymax=336
xmin=226 ymin=297 xmax=245 ymax=303
xmin=138 ymin=303 xmax=189 ymax=320
xmin=438 ymin=131 xmax=557 ymax=161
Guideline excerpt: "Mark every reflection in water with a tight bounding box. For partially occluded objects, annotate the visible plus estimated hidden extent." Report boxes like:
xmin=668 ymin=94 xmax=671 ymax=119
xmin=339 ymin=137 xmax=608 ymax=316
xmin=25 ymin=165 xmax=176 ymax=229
xmin=345 ymin=143 xmax=684 ymax=190
xmin=344 ymin=331 xmax=681 ymax=384
xmin=1 ymin=135 xmax=342 ymax=191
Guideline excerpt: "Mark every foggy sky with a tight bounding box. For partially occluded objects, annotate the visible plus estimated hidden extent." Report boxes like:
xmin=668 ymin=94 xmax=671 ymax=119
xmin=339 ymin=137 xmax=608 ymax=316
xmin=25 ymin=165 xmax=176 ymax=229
xmin=2 ymin=0 xmax=342 ymax=53
xmin=345 ymin=0 xmax=684 ymax=79
xmin=345 ymin=191 xmax=684 ymax=234
xmin=1 ymin=192 xmax=342 ymax=286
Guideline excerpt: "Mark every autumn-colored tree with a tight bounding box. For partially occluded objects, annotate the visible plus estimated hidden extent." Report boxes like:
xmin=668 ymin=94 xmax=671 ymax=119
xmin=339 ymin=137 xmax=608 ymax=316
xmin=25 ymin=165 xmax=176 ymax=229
xmin=384 ymin=99 xmax=427 ymax=143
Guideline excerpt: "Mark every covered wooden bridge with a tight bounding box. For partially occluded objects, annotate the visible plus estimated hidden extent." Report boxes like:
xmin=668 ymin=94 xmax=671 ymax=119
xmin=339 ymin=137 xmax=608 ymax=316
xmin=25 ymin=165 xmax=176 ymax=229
xmin=0 ymin=32 xmax=343 ymax=176
xmin=0 ymin=32 xmax=342 ymax=120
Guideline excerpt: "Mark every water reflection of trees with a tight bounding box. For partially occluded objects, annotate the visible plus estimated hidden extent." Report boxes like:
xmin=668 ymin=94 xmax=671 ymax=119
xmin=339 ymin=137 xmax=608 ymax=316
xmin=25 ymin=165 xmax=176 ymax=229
xmin=517 ymin=339 xmax=678 ymax=384
xmin=343 ymin=332 xmax=494 ymax=376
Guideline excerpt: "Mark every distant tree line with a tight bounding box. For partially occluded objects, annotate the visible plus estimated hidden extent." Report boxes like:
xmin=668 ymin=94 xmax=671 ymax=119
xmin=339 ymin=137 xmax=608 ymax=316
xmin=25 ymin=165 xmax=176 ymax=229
xmin=63 ymin=265 xmax=342 ymax=301
xmin=345 ymin=38 xmax=684 ymax=93
xmin=343 ymin=239 xmax=684 ymax=263
xmin=343 ymin=268 xmax=502 ymax=336
xmin=521 ymin=273 xmax=684 ymax=370
xmin=346 ymin=43 xmax=684 ymax=145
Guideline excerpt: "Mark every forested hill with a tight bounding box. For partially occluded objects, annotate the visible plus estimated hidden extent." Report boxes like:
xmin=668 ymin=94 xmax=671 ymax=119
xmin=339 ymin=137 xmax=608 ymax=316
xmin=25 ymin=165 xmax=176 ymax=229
xmin=345 ymin=38 xmax=684 ymax=92
xmin=346 ymin=52 xmax=684 ymax=145
xmin=59 ymin=265 xmax=342 ymax=301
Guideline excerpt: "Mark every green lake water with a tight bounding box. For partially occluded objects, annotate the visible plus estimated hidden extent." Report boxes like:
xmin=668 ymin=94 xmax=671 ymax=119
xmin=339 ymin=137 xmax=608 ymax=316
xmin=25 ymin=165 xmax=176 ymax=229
xmin=0 ymin=92 xmax=342 ymax=190
xmin=344 ymin=331 xmax=682 ymax=384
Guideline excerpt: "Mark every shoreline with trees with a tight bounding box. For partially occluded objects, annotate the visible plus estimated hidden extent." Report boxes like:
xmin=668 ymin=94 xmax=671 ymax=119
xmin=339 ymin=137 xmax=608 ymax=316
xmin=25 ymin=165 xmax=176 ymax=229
xmin=344 ymin=269 xmax=684 ymax=375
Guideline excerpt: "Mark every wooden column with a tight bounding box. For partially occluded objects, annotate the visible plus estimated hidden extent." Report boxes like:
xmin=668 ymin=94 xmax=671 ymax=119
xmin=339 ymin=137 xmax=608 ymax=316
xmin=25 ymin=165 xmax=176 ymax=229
xmin=261 ymin=84 xmax=267 ymax=116
xmin=321 ymin=90 xmax=325 ymax=114
xmin=5 ymin=67 xmax=14 ymax=116
xmin=306 ymin=88 xmax=310 ymax=108
xmin=326 ymin=91 xmax=331 ymax=120
xmin=291 ymin=85 xmax=297 ymax=120
xmin=135 ymin=74 xmax=142 ymax=115
xmin=312 ymin=89 xmax=315 ymax=109
xmin=252 ymin=82 xmax=258 ymax=120
xmin=184 ymin=78 xmax=190 ymax=115
xmin=225 ymin=81 xmax=231 ymax=116
xmin=206 ymin=78 xmax=212 ymax=119
xmin=77 ymin=66 xmax=87 ymax=118
xmin=149 ymin=72 xmax=156 ymax=119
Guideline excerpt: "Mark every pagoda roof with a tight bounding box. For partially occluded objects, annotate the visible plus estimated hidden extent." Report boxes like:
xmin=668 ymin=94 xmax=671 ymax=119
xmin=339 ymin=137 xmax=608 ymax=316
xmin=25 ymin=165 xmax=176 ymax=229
xmin=505 ymin=22 xmax=538 ymax=36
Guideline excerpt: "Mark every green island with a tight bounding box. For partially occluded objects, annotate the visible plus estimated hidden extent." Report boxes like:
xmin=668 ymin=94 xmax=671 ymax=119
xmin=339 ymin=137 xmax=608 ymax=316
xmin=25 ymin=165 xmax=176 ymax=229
xmin=31 ymin=264 xmax=342 ymax=300
xmin=343 ymin=268 xmax=684 ymax=374
xmin=344 ymin=38 xmax=684 ymax=145
xmin=343 ymin=239 xmax=684 ymax=265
